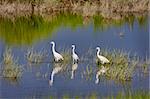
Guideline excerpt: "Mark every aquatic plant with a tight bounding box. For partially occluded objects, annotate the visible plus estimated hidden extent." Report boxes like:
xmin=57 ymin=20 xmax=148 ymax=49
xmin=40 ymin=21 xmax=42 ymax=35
xmin=82 ymin=65 xmax=95 ymax=81
xmin=96 ymin=49 xmax=139 ymax=81
xmin=140 ymin=56 xmax=150 ymax=74
xmin=2 ymin=48 xmax=14 ymax=64
xmin=59 ymin=47 xmax=72 ymax=65
xmin=114 ymin=91 xmax=150 ymax=99
xmin=26 ymin=48 xmax=48 ymax=63
xmin=1 ymin=48 xmax=23 ymax=79
xmin=44 ymin=90 xmax=150 ymax=99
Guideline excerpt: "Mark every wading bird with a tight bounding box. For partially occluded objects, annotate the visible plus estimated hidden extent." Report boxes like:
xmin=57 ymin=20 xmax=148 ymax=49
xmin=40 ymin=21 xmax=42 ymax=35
xmin=96 ymin=47 xmax=110 ymax=64
xmin=50 ymin=41 xmax=64 ymax=62
xmin=72 ymin=45 xmax=79 ymax=63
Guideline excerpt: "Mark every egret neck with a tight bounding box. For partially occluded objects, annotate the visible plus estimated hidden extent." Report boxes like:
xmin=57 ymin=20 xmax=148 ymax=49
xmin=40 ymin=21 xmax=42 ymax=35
xmin=72 ymin=46 xmax=75 ymax=55
xmin=97 ymin=48 xmax=100 ymax=56
xmin=52 ymin=43 xmax=56 ymax=54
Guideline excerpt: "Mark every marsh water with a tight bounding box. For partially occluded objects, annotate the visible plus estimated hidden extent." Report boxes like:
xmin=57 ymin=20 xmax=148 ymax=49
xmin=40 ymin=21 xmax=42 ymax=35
xmin=0 ymin=13 xmax=149 ymax=98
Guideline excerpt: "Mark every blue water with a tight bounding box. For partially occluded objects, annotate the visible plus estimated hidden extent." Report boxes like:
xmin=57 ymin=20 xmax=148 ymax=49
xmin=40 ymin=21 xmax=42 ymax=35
xmin=0 ymin=16 xmax=149 ymax=98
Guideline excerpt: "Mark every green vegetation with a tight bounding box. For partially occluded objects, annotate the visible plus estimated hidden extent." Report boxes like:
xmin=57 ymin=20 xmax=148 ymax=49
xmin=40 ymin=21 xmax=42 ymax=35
xmin=40 ymin=91 xmax=150 ymax=99
xmin=81 ymin=48 xmax=149 ymax=82
xmin=0 ymin=13 xmax=83 ymax=45
xmin=0 ymin=13 xmax=147 ymax=46
xmin=99 ymin=49 xmax=138 ymax=81
xmin=1 ymin=48 xmax=23 ymax=79
xmin=0 ymin=15 xmax=53 ymax=45
xmin=114 ymin=91 xmax=150 ymax=99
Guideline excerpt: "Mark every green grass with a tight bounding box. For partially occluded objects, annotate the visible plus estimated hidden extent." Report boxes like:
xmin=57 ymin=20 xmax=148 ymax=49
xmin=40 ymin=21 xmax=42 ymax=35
xmin=0 ymin=13 xmax=147 ymax=46
xmin=41 ymin=91 xmax=149 ymax=99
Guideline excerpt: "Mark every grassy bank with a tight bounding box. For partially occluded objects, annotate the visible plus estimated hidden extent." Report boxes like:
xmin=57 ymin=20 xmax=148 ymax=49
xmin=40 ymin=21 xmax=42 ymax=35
xmin=0 ymin=0 xmax=149 ymax=19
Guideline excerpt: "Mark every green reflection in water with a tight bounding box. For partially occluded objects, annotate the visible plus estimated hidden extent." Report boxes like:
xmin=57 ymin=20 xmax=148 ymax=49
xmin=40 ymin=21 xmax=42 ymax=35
xmin=0 ymin=15 xmax=53 ymax=46
xmin=0 ymin=13 xmax=147 ymax=46
xmin=0 ymin=13 xmax=83 ymax=46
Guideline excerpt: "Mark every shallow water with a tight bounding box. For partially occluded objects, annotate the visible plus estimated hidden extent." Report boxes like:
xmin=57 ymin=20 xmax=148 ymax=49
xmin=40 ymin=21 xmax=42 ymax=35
xmin=0 ymin=13 xmax=149 ymax=98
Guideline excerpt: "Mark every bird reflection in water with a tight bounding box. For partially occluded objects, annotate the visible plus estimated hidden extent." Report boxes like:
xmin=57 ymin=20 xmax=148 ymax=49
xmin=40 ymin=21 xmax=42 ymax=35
xmin=95 ymin=66 xmax=108 ymax=84
xmin=71 ymin=63 xmax=78 ymax=79
xmin=49 ymin=63 xmax=63 ymax=86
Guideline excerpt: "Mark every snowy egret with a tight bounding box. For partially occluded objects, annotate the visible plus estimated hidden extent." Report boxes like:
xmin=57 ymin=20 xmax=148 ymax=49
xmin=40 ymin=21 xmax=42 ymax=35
xmin=71 ymin=63 xmax=78 ymax=79
xmin=50 ymin=41 xmax=64 ymax=62
xmin=96 ymin=47 xmax=110 ymax=64
xmin=72 ymin=45 xmax=79 ymax=63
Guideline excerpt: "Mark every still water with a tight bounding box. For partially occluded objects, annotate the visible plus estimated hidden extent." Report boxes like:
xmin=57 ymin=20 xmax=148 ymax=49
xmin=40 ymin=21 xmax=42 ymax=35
xmin=0 ymin=13 xmax=149 ymax=98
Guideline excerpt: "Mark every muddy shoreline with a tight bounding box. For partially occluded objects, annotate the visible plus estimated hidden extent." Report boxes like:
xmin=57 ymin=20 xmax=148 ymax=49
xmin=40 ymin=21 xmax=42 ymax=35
xmin=0 ymin=0 xmax=149 ymax=19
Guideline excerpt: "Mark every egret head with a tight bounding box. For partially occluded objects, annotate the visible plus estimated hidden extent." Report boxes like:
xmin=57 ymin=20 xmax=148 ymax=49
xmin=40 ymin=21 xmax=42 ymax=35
xmin=96 ymin=47 xmax=100 ymax=51
xmin=50 ymin=41 xmax=55 ymax=45
xmin=72 ymin=45 xmax=75 ymax=49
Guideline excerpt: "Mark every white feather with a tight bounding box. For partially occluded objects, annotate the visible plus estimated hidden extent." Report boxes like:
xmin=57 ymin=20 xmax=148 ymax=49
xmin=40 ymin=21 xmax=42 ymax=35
xmin=96 ymin=47 xmax=110 ymax=64
xmin=72 ymin=45 xmax=79 ymax=63
xmin=51 ymin=41 xmax=64 ymax=62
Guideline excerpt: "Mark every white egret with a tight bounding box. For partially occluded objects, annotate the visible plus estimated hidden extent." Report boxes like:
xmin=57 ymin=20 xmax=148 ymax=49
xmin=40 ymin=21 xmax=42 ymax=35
xmin=50 ymin=41 xmax=64 ymax=62
xmin=95 ymin=66 xmax=108 ymax=84
xmin=49 ymin=63 xmax=62 ymax=86
xmin=71 ymin=63 xmax=78 ymax=79
xmin=96 ymin=47 xmax=110 ymax=64
xmin=72 ymin=45 xmax=79 ymax=63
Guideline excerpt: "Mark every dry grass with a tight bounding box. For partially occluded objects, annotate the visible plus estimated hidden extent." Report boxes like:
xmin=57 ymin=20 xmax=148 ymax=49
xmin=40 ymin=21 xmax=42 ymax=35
xmin=1 ymin=48 xmax=23 ymax=79
xmin=0 ymin=0 xmax=148 ymax=19
xmin=26 ymin=48 xmax=48 ymax=63
xmin=96 ymin=49 xmax=139 ymax=81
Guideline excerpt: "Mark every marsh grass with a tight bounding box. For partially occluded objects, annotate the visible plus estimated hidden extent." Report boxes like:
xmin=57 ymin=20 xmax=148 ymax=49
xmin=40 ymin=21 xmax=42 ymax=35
xmin=82 ymin=65 xmax=95 ymax=81
xmin=96 ymin=49 xmax=139 ymax=81
xmin=54 ymin=47 xmax=148 ymax=82
xmin=140 ymin=56 xmax=150 ymax=74
xmin=26 ymin=48 xmax=48 ymax=63
xmin=114 ymin=91 xmax=150 ymax=99
xmin=60 ymin=47 xmax=72 ymax=65
xmin=45 ymin=90 xmax=149 ymax=99
xmin=1 ymin=48 xmax=23 ymax=79
xmin=81 ymin=48 xmax=142 ymax=81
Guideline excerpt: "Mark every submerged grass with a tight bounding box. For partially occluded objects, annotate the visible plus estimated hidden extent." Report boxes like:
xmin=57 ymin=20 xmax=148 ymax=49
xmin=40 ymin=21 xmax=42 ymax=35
xmin=1 ymin=48 xmax=23 ymax=79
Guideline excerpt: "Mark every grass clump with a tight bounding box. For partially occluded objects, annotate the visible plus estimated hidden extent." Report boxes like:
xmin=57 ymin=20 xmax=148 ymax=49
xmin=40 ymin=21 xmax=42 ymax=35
xmin=82 ymin=65 xmax=95 ymax=81
xmin=96 ymin=49 xmax=139 ymax=81
xmin=60 ymin=47 xmax=72 ymax=65
xmin=1 ymin=48 xmax=23 ymax=79
xmin=26 ymin=48 xmax=48 ymax=63
xmin=114 ymin=91 xmax=150 ymax=99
